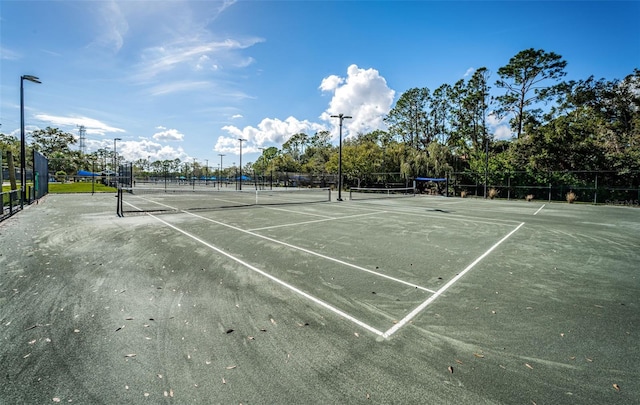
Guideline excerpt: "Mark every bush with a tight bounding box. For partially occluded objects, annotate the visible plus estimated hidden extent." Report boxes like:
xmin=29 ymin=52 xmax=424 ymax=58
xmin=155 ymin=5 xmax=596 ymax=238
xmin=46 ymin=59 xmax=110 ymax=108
xmin=566 ymin=191 xmax=577 ymax=204
xmin=55 ymin=171 xmax=66 ymax=183
xmin=488 ymin=188 xmax=499 ymax=199
xmin=525 ymin=194 xmax=534 ymax=202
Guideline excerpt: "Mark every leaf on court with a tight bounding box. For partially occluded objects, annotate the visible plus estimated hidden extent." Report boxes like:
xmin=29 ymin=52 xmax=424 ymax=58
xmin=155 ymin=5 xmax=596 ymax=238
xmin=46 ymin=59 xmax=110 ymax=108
xmin=115 ymin=325 xmax=124 ymax=332
xmin=73 ymin=329 xmax=80 ymax=333
xmin=455 ymin=359 xmax=463 ymax=365
xmin=354 ymin=332 xmax=360 ymax=338
xmin=124 ymin=353 xmax=136 ymax=358
xmin=270 ymin=318 xmax=277 ymax=325
xmin=585 ymin=357 xmax=593 ymax=362
xmin=260 ymin=328 xmax=267 ymax=332
xmin=366 ymin=392 xmax=370 ymax=399
xmin=52 ymin=398 xmax=61 ymax=403
xmin=448 ymin=366 xmax=454 ymax=374
xmin=226 ymin=329 xmax=234 ymax=334
xmin=157 ymin=374 xmax=163 ymax=379
xmin=226 ymin=365 xmax=237 ymax=370
xmin=125 ymin=317 xmax=134 ymax=320
xmin=525 ymin=363 xmax=534 ymax=370
xmin=222 ymin=377 xmax=226 ymax=384
xmin=28 ymin=339 xmax=36 ymax=345
xmin=613 ymin=383 xmax=620 ymax=391
xmin=247 ymin=336 xmax=255 ymax=340
xmin=473 ymin=353 xmax=485 ymax=358
xmin=169 ymin=388 xmax=174 ymax=397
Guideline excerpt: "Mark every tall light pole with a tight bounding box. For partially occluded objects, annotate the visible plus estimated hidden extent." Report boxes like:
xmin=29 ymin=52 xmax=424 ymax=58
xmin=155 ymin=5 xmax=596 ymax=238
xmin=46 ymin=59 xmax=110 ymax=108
xmin=20 ymin=75 xmax=41 ymax=207
xmin=238 ymin=138 xmax=247 ymax=190
xmin=218 ymin=154 xmax=225 ymax=190
xmin=331 ymin=113 xmax=352 ymax=201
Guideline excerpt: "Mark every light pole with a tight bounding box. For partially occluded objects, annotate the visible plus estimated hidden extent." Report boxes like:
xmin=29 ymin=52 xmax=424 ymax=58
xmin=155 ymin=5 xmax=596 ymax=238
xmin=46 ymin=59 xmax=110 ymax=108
xmin=331 ymin=113 xmax=352 ymax=201
xmin=218 ymin=154 xmax=225 ymax=190
xmin=205 ymin=159 xmax=209 ymax=186
xmin=20 ymin=75 xmax=41 ymax=207
xmin=238 ymin=138 xmax=247 ymax=190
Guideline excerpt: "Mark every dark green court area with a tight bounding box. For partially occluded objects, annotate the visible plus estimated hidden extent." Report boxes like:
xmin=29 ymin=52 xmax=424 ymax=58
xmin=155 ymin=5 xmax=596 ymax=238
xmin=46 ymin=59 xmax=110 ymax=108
xmin=1 ymin=193 xmax=638 ymax=404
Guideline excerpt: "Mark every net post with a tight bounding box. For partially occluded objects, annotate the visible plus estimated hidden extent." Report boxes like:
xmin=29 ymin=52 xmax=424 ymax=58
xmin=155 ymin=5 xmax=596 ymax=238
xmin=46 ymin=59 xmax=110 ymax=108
xmin=116 ymin=188 xmax=123 ymax=217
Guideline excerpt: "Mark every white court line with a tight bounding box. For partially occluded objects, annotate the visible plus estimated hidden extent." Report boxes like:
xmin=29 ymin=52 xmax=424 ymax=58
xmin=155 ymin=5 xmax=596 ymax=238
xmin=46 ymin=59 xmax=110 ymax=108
xmin=144 ymin=213 xmax=386 ymax=337
xmin=382 ymin=222 xmax=526 ymax=338
xmin=533 ymin=204 xmax=545 ymax=215
xmin=249 ymin=211 xmax=387 ymax=231
xmin=122 ymin=198 xmax=434 ymax=292
xmin=183 ymin=211 xmax=437 ymax=293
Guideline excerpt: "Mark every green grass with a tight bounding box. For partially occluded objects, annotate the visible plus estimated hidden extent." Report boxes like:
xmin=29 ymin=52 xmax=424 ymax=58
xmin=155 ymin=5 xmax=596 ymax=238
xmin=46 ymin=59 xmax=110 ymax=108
xmin=48 ymin=182 xmax=117 ymax=193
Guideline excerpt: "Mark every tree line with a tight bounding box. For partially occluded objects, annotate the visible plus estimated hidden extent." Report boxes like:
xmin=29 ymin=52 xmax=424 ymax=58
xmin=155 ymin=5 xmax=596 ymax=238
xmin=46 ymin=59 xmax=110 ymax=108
xmin=2 ymin=48 xmax=638 ymax=195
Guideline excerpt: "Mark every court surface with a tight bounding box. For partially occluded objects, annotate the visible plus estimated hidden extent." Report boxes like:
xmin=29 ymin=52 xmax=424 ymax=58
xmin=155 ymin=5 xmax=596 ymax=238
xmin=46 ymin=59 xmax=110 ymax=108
xmin=1 ymin=192 xmax=638 ymax=404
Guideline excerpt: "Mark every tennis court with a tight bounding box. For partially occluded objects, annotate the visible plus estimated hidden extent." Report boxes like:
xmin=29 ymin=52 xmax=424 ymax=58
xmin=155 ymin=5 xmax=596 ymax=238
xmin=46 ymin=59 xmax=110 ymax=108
xmin=1 ymin=190 xmax=638 ymax=404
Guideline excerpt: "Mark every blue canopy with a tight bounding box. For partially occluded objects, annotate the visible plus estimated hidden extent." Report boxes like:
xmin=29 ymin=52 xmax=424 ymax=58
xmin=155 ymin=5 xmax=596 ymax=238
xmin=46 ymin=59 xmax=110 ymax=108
xmin=77 ymin=170 xmax=99 ymax=176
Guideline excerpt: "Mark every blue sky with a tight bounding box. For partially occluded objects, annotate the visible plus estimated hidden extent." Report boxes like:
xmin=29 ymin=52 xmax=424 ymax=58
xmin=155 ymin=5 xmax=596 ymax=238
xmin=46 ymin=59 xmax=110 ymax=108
xmin=1 ymin=0 xmax=639 ymax=168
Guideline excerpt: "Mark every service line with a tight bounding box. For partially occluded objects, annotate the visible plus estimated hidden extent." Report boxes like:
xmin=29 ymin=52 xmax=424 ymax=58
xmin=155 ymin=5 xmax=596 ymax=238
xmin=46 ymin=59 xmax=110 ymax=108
xmin=533 ymin=204 xmax=545 ymax=215
xmin=249 ymin=210 xmax=387 ymax=232
xmin=382 ymin=222 xmax=526 ymax=338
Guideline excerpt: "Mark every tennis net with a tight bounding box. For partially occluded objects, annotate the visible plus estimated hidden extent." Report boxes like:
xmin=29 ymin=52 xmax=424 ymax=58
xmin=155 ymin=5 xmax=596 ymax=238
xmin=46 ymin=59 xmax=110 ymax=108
xmin=349 ymin=186 xmax=415 ymax=200
xmin=116 ymin=186 xmax=331 ymax=216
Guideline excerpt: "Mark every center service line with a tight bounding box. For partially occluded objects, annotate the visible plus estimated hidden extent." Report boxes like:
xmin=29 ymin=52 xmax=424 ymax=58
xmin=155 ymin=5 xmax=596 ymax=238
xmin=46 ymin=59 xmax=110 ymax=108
xmin=533 ymin=204 xmax=545 ymax=215
xmin=146 ymin=212 xmax=385 ymax=337
xmin=382 ymin=222 xmax=526 ymax=338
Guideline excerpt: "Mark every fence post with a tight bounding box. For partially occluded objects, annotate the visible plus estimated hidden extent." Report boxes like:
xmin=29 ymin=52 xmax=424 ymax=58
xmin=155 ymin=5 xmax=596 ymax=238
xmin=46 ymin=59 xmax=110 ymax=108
xmin=548 ymin=183 xmax=552 ymax=202
xmin=594 ymin=174 xmax=598 ymax=204
xmin=507 ymin=176 xmax=511 ymax=200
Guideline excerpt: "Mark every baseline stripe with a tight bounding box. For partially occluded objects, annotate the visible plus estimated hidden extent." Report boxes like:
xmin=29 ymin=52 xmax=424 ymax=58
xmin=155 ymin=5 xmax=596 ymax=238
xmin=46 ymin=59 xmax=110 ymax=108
xmin=382 ymin=222 xmax=525 ymax=338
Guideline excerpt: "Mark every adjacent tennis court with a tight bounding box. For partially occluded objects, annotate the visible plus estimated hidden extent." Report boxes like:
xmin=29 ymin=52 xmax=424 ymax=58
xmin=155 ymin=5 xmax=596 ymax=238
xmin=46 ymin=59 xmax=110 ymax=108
xmin=1 ymin=190 xmax=638 ymax=404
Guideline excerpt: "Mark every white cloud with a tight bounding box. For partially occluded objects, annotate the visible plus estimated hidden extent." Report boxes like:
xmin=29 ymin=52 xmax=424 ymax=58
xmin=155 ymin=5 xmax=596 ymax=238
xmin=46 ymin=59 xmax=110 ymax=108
xmin=152 ymin=128 xmax=184 ymax=142
xmin=493 ymin=125 xmax=513 ymax=140
xmin=217 ymin=64 xmax=395 ymax=152
xmin=464 ymin=67 xmax=475 ymax=77
xmin=136 ymin=37 xmax=264 ymax=80
xmin=0 ymin=45 xmax=20 ymax=60
xmin=85 ymin=138 xmax=189 ymax=164
xmin=231 ymin=114 xmax=243 ymax=119
xmin=319 ymin=64 xmax=395 ymax=139
xmin=34 ymin=114 xmax=125 ymax=136
xmin=487 ymin=112 xmax=513 ymax=140
xmin=147 ymin=80 xmax=212 ymax=96
xmin=218 ymin=116 xmax=326 ymax=153
xmin=319 ymin=75 xmax=344 ymax=92
xmin=89 ymin=0 xmax=129 ymax=53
